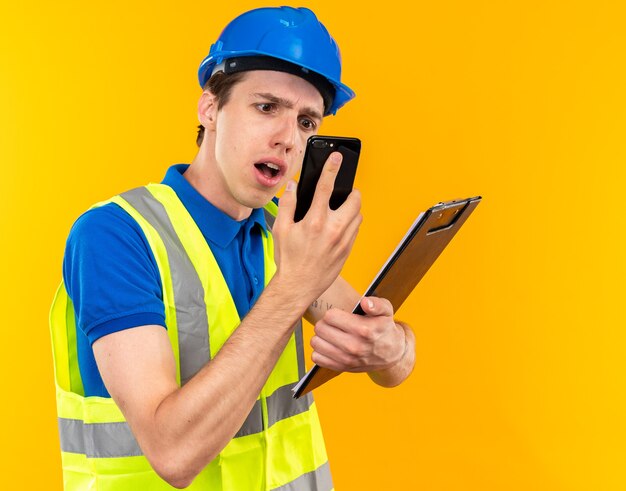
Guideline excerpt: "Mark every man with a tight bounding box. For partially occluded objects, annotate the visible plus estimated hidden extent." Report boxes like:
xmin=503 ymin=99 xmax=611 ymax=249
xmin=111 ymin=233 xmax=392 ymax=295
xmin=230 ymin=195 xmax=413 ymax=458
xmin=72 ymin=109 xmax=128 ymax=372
xmin=50 ymin=6 xmax=415 ymax=490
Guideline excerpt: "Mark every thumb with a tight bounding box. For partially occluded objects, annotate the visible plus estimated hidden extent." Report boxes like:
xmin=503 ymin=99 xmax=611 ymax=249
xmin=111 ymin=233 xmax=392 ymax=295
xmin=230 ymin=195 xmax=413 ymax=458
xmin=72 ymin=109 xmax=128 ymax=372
xmin=276 ymin=180 xmax=297 ymax=225
xmin=360 ymin=296 xmax=394 ymax=318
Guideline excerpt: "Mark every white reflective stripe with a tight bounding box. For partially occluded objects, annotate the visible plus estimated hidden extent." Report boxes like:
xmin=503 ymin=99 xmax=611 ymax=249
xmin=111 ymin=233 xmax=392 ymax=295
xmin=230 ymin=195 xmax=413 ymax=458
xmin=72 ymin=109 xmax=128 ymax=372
xmin=293 ymin=319 xmax=306 ymax=379
xmin=234 ymin=399 xmax=263 ymax=437
xmin=58 ymin=418 xmax=142 ymax=458
xmin=234 ymin=382 xmax=313 ymax=438
xmin=271 ymin=461 xmax=333 ymax=491
xmin=263 ymin=207 xmax=276 ymax=230
xmin=58 ymin=418 xmax=84 ymax=454
xmin=59 ymin=388 xmax=314 ymax=458
xmin=58 ymin=391 xmax=311 ymax=458
xmin=121 ymin=187 xmax=210 ymax=384
xmin=267 ymin=384 xmax=313 ymax=428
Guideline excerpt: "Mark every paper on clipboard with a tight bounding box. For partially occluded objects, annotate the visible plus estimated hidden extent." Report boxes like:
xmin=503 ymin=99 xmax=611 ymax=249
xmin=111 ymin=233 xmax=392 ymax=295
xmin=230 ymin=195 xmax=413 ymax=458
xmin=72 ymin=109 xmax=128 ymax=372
xmin=292 ymin=196 xmax=482 ymax=398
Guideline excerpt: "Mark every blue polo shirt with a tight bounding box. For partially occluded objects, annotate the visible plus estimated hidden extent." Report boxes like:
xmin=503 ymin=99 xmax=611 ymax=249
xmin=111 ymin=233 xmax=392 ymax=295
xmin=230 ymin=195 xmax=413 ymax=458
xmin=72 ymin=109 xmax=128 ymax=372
xmin=63 ymin=164 xmax=269 ymax=397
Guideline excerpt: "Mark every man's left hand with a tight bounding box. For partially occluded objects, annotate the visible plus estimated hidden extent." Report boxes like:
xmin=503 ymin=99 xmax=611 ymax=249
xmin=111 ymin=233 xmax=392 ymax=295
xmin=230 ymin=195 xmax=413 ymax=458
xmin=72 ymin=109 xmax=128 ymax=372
xmin=310 ymin=296 xmax=407 ymax=373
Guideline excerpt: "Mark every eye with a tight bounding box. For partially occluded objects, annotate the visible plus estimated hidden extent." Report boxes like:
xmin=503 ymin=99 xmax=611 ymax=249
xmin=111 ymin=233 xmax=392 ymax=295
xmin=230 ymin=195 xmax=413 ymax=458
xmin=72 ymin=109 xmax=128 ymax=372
xmin=299 ymin=117 xmax=317 ymax=131
xmin=256 ymin=103 xmax=278 ymax=114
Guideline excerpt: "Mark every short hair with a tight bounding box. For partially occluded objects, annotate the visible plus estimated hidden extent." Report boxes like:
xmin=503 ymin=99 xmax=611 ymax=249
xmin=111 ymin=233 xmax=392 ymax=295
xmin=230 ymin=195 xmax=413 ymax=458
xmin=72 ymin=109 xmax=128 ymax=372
xmin=196 ymin=71 xmax=246 ymax=147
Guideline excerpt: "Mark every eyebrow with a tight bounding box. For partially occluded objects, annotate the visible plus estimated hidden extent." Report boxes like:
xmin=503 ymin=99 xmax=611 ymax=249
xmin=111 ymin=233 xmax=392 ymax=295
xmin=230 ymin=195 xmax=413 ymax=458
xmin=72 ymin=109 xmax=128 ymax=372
xmin=253 ymin=92 xmax=323 ymax=122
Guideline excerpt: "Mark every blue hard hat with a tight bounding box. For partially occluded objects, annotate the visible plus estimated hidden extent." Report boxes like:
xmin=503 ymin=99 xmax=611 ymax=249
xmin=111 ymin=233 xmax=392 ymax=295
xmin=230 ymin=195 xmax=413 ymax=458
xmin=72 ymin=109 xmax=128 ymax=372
xmin=198 ymin=6 xmax=355 ymax=115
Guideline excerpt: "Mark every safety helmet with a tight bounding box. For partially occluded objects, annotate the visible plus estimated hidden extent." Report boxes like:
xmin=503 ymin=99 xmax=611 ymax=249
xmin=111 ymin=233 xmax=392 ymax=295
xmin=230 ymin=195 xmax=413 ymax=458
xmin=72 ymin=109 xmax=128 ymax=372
xmin=198 ymin=7 xmax=355 ymax=115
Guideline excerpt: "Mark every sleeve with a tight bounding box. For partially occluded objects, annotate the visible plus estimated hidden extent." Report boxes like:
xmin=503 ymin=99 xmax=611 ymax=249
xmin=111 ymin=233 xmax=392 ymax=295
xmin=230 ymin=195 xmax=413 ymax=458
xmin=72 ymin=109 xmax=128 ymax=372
xmin=63 ymin=202 xmax=166 ymax=345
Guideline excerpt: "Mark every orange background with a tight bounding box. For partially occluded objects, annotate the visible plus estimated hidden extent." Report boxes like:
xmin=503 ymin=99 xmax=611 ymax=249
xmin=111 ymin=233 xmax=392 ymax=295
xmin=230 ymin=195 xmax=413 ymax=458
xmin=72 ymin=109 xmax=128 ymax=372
xmin=1 ymin=1 xmax=625 ymax=489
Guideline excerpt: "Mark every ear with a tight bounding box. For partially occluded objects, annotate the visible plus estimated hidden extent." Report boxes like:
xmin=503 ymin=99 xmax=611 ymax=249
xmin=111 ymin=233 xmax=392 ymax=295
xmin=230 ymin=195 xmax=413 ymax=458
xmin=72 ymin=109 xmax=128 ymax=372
xmin=198 ymin=91 xmax=218 ymax=131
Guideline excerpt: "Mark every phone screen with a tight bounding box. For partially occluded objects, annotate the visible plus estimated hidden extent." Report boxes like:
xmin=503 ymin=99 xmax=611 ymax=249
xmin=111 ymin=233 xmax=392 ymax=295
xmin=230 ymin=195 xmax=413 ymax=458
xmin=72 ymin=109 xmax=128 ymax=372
xmin=294 ymin=136 xmax=361 ymax=222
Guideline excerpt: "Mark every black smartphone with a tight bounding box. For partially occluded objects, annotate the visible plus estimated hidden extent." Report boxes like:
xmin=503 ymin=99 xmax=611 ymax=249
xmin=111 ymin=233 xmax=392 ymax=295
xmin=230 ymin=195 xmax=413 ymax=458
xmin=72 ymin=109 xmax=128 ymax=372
xmin=294 ymin=135 xmax=361 ymax=222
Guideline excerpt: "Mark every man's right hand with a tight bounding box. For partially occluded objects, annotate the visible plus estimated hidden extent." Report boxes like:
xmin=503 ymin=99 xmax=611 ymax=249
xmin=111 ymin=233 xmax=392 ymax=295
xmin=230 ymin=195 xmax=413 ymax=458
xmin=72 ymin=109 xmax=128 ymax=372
xmin=271 ymin=151 xmax=362 ymax=304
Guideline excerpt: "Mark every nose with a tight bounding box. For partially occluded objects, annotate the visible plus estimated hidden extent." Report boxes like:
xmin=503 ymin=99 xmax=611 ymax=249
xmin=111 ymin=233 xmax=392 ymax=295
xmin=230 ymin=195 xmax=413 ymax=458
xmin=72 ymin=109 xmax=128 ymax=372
xmin=271 ymin=116 xmax=297 ymax=153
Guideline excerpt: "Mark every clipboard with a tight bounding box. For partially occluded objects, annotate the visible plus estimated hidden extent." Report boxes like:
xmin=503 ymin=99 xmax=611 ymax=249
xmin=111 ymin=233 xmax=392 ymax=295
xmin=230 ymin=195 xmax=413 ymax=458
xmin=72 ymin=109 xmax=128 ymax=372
xmin=292 ymin=196 xmax=482 ymax=398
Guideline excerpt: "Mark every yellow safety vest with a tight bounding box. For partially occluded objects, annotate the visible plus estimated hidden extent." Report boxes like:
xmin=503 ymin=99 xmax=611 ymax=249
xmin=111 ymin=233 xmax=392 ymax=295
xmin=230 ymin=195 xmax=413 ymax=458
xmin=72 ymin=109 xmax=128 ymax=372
xmin=50 ymin=184 xmax=332 ymax=490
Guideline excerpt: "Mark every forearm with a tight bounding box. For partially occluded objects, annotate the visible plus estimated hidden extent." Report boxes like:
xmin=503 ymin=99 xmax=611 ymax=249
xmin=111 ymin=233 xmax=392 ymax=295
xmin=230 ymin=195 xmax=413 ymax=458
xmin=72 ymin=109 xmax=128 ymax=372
xmin=367 ymin=322 xmax=415 ymax=387
xmin=138 ymin=274 xmax=312 ymax=486
xmin=306 ymin=275 xmax=359 ymax=324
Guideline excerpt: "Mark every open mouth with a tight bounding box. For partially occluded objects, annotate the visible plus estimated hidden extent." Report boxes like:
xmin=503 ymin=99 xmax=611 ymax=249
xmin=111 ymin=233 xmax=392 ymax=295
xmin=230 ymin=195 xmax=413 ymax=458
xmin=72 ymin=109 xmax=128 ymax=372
xmin=254 ymin=162 xmax=282 ymax=179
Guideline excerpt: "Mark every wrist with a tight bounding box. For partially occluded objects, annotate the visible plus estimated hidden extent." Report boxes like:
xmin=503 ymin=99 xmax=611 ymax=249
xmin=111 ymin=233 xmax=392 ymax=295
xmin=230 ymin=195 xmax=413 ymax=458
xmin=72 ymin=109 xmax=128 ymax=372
xmin=368 ymin=322 xmax=414 ymax=388
xmin=384 ymin=321 xmax=410 ymax=371
xmin=393 ymin=323 xmax=410 ymax=367
xmin=266 ymin=271 xmax=317 ymax=316
xmin=392 ymin=321 xmax=413 ymax=366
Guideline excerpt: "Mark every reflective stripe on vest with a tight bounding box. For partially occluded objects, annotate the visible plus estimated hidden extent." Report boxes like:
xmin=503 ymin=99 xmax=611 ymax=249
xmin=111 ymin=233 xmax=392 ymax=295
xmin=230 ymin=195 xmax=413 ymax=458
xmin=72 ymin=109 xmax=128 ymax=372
xmin=58 ymin=382 xmax=314 ymax=456
xmin=55 ymin=409 xmax=330 ymax=490
xmin=272 ymin=462 xmax=332 ymax=491
xmin=50 ymin=184 xmax=331 ymax=490
xmin=122 ymin=186 xmax=210 ymax=385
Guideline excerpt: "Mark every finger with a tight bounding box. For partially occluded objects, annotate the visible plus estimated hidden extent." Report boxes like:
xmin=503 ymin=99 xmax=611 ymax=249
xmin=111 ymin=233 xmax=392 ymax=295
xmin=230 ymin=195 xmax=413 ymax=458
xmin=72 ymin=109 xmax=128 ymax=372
xmin=311 ymin=351 xmax=348 ymax=372
xmin=321 ymin=210 xmax=361 ymax=268
xmin=311 ymin=334 xmax=354 ymax=366
xmin=360 ymin=296 xmax=394 ymax=318
xmin=308 ymin=152 xmax=342 ymax=215
xmin=335 ymin=208 xmax=362 ymax=252
xmin=333 ymin=188 xmax=362 ymax=221
xmin=314 ymin=317 xmax=359 ymax=349
xmin=320 ymin=308 xmax=361 ymax=334
xmin=275 ymin=180 xmax=297 ymax=226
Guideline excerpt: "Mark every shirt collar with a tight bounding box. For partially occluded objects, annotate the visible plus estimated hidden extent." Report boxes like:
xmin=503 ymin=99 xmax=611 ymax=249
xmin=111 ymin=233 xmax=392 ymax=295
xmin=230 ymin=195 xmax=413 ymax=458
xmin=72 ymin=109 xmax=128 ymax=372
xmin=161 ymin=164 xmax=268 ymax=248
